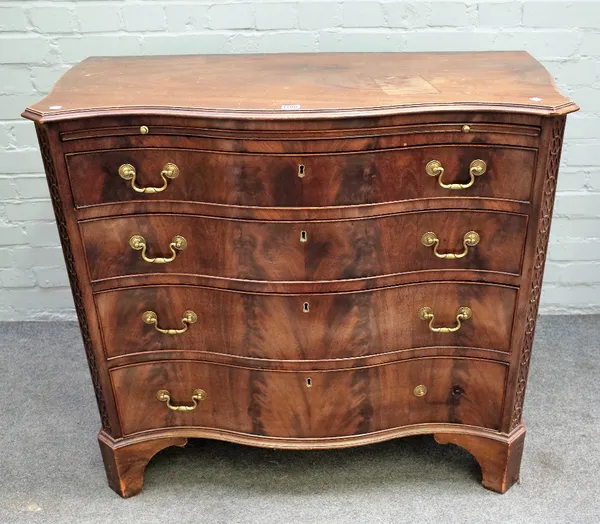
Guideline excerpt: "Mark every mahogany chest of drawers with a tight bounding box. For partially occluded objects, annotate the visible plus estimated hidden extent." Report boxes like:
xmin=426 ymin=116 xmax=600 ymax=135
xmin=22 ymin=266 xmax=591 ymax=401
xmin=23 ymin=52 xmax=577 ymax=497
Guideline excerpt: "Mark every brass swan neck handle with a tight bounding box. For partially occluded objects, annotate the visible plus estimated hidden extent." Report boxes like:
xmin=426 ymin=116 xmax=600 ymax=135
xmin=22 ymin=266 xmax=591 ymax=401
xmin=118 ymin=162 xmax=179 ymax=194
xmin=418 ymin=306 xmax=472 ymax=333
xmin=426 ymin=159 xmax=486 ymax=190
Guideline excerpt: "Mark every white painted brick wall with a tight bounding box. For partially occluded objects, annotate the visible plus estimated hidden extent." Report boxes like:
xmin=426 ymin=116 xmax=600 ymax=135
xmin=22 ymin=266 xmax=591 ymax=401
xmin=0 ymin=0 xmax=599 ymax=320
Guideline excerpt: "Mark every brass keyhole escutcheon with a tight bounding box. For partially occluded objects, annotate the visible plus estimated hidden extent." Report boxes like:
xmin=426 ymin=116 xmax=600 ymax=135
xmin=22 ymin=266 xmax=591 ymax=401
xmin=306 ymin=378 xmax=312 ymax=388
xmin=300 ymin=231 xmax=307 ymax=243
xmin=298 ymin=164 xmax=306 ymax=178
xmin=140 ymin=125 xmax=149 ymax=135
xmin=413 ymin=385 xmax=427 ymax=397
xmin=303 ymin=302 xmax=310 ymax=313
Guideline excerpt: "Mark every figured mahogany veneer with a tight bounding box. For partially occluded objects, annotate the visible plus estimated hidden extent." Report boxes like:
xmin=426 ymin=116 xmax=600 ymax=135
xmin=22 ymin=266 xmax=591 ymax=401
xmin=97 ymin=282 xmax=518 ymax=360
xmin=110 ymin=358 xmax=508 ymax=437
xmin=66 ymin=145 xmax=537 ymax=208
xmin=24 ymin=52 xmax=577 ymax=497
xmin=81 ymin=210 xmax=528 ymax=283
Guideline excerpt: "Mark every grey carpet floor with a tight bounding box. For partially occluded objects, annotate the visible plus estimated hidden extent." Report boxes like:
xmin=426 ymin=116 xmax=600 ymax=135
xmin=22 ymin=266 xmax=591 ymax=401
xmin=1 ymin=316 xmax=599 ymax=524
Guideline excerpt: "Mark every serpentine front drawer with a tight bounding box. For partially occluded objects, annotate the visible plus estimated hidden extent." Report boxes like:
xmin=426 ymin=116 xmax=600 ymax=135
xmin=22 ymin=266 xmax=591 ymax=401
xmin=110 ymin=358 xmax=508 ymax=437
xmin=79 ymin=210 xmax=528 ymax=284
xmin=65 ymin=145 xmax=537 ymax=209
xmin=96 ymin=281 xmax=518 ymax=360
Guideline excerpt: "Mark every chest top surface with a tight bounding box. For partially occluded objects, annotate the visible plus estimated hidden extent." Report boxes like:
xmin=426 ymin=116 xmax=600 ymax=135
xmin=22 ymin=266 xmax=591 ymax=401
xmin=23 ymin=51 xmax=577 ymax=122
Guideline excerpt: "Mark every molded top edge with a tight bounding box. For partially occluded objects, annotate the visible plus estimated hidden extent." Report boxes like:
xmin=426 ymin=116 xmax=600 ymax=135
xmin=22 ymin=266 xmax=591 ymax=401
xmin=23 ymin=51 xmax=578 ymax=123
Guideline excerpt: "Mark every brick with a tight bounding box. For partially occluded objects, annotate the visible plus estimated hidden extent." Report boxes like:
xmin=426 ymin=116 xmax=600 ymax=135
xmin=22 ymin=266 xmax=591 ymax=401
xmin=320 ymin=31 xmax=405 ymax=52
xmin=56 ymin=35 xmax=142 ymax=63
xmin=0 ymin=149 xmax=44 ymax=174
xmin=11 ymin=122 xmax=39 ymax=149
xmin=166 ymin=4 xmax=209 ymax=32
xmin=141 ymin=34 xmax=229 ymax=56
xmin=256 ymin=32 xmax=319 ymax=53
xmin=228 ymin=33 xmax=261 ymax=53
xmin=1 ymin=66 xmax=33 ymax=95
xmin=0 ymin=249 xmax=13 ymax=268
xmin=25 ymin=223 xmax=60 ymax=247
xmin=122 ymin=4 xmax=166 ymax=32
xmin=0 ymin=125 xmax=11 ymax=148
xmin=565 ymin=143 xmax=600 ymax=167
xmin=0 ymin=94 xmax=42 ymax=119
xmin=342 ymin=2 xmax=385 ymax=28
xmin=540 ymin=284 xmax=600 ymax=307
xmin=585 ymin=170 xmax=600 ymax=191
xmin=429 ymin=2 xmax=468 ymax=27
xmin=256 ymin=3 xmax=297 ymax=30
xmin=298 ymin=2 xmax=342 ymax=30
xmin=581 ymin=33 xmax=600 ymax=56
xmin=208 ymin=4 xmax=254 ymax=30
xmin=556 ymin=170 xmax=588 ymax=192
xmin=548 ymin=239 xmax=600 ymax=261
xmin=0 ymin=224 xmax=26 ymax=245
xmin=13 ymin=177 xmax=50 ymax=199
xmin=3 ymin=288 xmax=74 ymax=310
xmin=0 ymin=7 xmax=28 ymax=31
xmin=550 ymin=218 xmax=600 ymax=239
xmin=405 ymin=31 xmax=496 ymax=52
xmin=35 ymin=267 xmax=69 ymax=288
xmin=30 ymin=65 xmax=71 ymax=95
xmin=564 ymin=115 xmax=600 ymax=140
xmin=11 ymin=246 xmax=65 ymax=268
xmin=385 ymin=2 xmax=431 ymax=28
xmin=0 ymin=269 xmax=36 ymax=288
xmin=549 ymin=59 xmax=600 ymax=86
xmin=554 ymin=192 xmax=600 ymax=216
xmin=544 ymin=261 xmax=600 ymax=285
xmin=29 ymin=7 xmax=74 ymax=33
xmin=478 ymin=2 xmax=521 ymax=27
xmin=493 ymin=31 xmax=580 ymax=59
xmin=5 ymin=201 xmax=55 ymax=221
xmin=523 ymin=1 xmax=600 ymax=29
xmin=0 ymin=36 xmax=51 ymax=64
xmin=0 ymin=179 xmax=17 ymax=199
xmin=568 ymin=87 xmax=600 ymax=112
xmin=76 ymin=5 xmax=122 ymax=33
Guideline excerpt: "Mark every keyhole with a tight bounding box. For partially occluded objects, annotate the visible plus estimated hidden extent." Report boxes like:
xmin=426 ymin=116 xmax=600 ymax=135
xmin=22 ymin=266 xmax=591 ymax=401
xmin=300 ymin=231 xmax=307 ymax=243
xmin=451 ymin=385 xmax=464 ymax=396
xmin=303 ymin=302 xmax=310 ymax=313
xmin=298 ymin=164 xmax=306 ymax=178
xmin=306 ymin=378 xmax=312 ymax=388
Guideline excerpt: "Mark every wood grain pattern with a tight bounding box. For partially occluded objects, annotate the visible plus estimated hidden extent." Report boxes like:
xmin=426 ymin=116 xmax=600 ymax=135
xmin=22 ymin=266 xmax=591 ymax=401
xmin=110 ymin=358 xmax=508 ymax=437
xmin=23 ymin=52 xmax=577 ymax=122
xmin=96 ymin=282 xmax=517 ymax=360
xmin=435 ymin=422 xmax=526 ymax=494
xmin=81 ymin=210 xmax=528 ymax=284
xmin=23 ymin=52 xmax=576 ymax=496
xmin=98 ymin=430 xmax=187 ymax=498
xmin=66 ymin=145 xmax=537 ymax=208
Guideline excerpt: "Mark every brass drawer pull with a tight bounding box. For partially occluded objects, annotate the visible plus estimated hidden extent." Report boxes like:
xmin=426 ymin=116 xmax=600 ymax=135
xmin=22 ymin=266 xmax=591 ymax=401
xmin=418 ymin=306 xmax=472 ymax=333
xmin=118 ymin=162 xmax=179 ymax=193
xmin=156 ymin=389 xmax=206 ymax=411
xmin=426 ymin=159 xmax=486 ymax=189
xmin=129 ymin=234 xmax=186 ymax=264
xmin=421 ymin=231 xmax=480 ymax=260
xmin=143 ymin=310 xmax=197 ymax=335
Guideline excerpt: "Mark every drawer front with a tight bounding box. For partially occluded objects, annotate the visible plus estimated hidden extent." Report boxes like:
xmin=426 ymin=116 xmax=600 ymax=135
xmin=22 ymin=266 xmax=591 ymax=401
xmin=66 ymin=146 xmax=536 ymax=208
xmin=111 ymin=358 xmax=507 ymax=437
xmin=81 ymin=210 xmax=528 ymax=282
xmin=97 ymin=282 xmax=517 ymax=359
